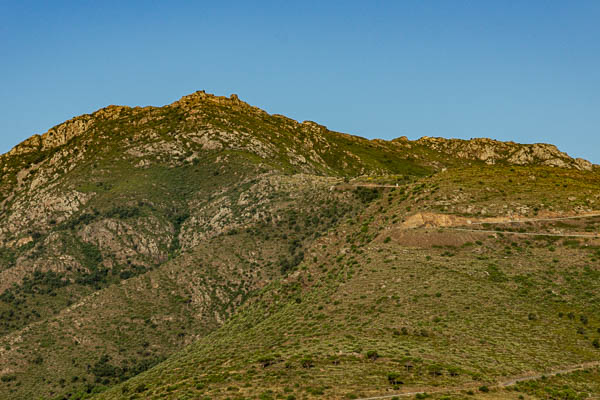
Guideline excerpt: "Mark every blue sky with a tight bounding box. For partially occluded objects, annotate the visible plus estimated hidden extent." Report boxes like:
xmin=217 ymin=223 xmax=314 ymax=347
xmin=1 ymin=1 xmax=599 ymax=162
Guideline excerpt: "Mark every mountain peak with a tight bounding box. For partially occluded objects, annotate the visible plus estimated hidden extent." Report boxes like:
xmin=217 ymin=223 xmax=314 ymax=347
xmin=171 ymin=90 xmax=248 ymax=108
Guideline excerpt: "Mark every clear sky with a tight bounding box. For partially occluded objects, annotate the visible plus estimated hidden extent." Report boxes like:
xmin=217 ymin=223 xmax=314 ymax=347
xmin=1 ymin=1 xmax=599 ymax=162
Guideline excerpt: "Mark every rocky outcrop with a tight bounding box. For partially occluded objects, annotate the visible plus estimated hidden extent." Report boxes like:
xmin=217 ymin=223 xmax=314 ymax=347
xmin=2 ymin=91 xmax=269 ymax=163
xmin=4 ymin=106 xmax=129 ymax=159
xmin=416 ymin=137 xmax=594 ymax=171
xmin=172 ymin=90 xmax=263 ymax=114
xmin=4 ymin=92 xmax=592 ymax=178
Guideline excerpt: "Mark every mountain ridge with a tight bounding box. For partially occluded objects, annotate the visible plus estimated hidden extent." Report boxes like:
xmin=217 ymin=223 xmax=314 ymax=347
xmin=3 ymin=91 xmax=595 ymax=172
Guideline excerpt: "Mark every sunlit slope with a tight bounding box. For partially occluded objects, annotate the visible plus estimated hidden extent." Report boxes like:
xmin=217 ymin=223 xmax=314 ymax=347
xmin=96 ymin=166 xmax=600 ymax=400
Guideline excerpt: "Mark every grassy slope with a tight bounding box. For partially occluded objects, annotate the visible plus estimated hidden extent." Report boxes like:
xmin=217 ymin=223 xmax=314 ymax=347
xmin=0 ymin=94 xmax=437 ymax=399
xmin=0 ymin=93 xmax=598 ymax=399
xmin=95 ymin=166 xmax=600 ymax=400
xmin=0 ymin=170 xmax=381 ymax=400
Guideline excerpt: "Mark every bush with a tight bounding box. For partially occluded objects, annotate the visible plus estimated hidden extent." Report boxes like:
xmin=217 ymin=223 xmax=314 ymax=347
xmin=306 ymin=387 xmax=324 ymax=395
xmin=479 ymin=385 xmax=490 ymax=393
xmin=301 ymin=358 xmax=314 ymax=368
xmin=487 ymin=265 xmax=508 ymax=282
xmin=354 ymin=187 xmax=380 ymax=203
xmin=528 ymin=313 xmax=537 ymax=321
xmin=427 ymin=364 xmax=443 ymax=377
xmin=135 ymin=383 xmax=147 ymax=393
xmin=80 ymin=241 xmax=103 ymax=268
xmin=0 ymin=374 xmax=16 ymax=382
xmin=0 ymin=248 xmax=16 ymax=269
xmin=387 ymin=372 xmax=403 ymax=385
xmin=366 ymin=350 xmax=379 ymax=361
xmin=258 ymin=355 xmax=279 ymax=368
xmin=103 ymin=206 xmax=141 ymax=220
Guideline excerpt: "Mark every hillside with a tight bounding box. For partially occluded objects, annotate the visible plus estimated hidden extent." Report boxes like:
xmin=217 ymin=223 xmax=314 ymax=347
xmin=94 ymin=165 xmax=600 ymax=400
xmin=0 ymin=92 xmax=598 ymax=400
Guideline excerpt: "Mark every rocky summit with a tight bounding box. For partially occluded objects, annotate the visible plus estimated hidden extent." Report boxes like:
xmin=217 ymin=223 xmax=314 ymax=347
xmin=0 ymin=92 xmax=599 ymax=400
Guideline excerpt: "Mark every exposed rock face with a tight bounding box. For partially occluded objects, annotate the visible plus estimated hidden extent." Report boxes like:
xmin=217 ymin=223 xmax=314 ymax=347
xmin=2 ymin=92 xmax=252 ymax=160
xmin=575 ymin=158 xmax=593 ymax=171
xmin=2 ymin=189 xmax=92 ymax=241
xmin=5 ymin=108 xmax=122 ymax=158
xmin=4 ymin=92 xmax=592 ymax=173
xmin=416 ymin=137 xmax=594 ymax=170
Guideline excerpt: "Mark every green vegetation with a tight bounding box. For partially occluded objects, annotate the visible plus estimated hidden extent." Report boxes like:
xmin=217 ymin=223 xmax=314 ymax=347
xmin=0 ymin=92 xmax=598 ymax=399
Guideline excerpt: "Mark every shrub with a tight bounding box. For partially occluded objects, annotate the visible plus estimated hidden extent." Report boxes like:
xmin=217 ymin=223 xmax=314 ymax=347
xmin=135 ymin=383 xmax=147 ymax=393
xmin=528 ymin=313 xmax=537 ymax=321
xmin=259 ymin=392 xmax=274 ymax=400
xmin=487 ymin=265 xmax=508 ymax=282
xmin=301 ymin=358 xmax=314 ymax=368
xmin=0 ymin=374 xmax=16 ymax=382
xmin=427 ymin=364 xmax=443 ymax=377
xmin=306 ymin=387 xmax=324 ymax=395
xmin=479 ymin=386 xmax=490 ymax=393
xmin=354 ymin=187 xmax=380 ymax=203
xmin=258 ymin=355 xmax=280 ymax=368
xmin=103 ymin=206 xmax=141 ymax=220
xmin=387 ymin=372 xmax=403 ymax=385
xmin=366 ymin=350 xmax=379 ymax=361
